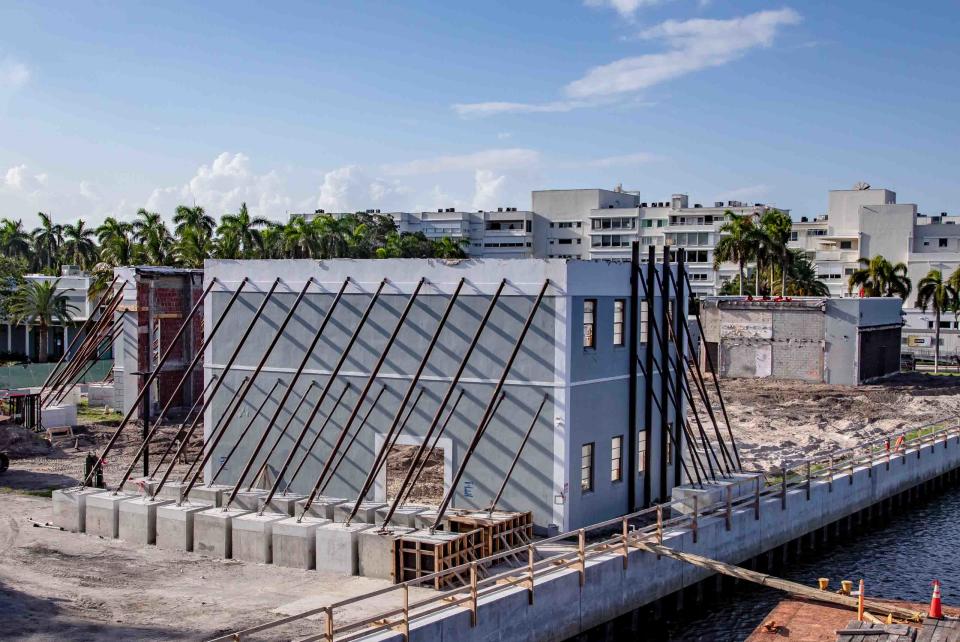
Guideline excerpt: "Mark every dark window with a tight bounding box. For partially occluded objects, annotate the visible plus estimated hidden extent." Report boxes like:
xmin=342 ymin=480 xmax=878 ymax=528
xmin=840 ymin=240 xmax=852 ymax=250
xmin=583 ymin=299 xmax=596 ymax=348
xmin=581 ymin=443 xmax=594 ymax=492
xmin=940 ymin=238 xmax=949 ymax=248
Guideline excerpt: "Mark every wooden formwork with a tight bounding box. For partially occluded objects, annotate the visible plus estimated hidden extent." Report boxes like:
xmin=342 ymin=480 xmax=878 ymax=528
xmin=446 ymin=511 xmax=533 ymax=559
xmin=395 ymin=529 xmax=485 ymax=590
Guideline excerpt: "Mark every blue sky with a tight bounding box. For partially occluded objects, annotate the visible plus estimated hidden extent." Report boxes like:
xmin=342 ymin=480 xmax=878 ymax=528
xmin=1 ymin=1 xmax=958 ymax=227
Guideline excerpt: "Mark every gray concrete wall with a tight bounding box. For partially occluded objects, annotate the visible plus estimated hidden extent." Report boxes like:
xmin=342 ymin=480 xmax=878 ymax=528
xmin=202 ymin=259 xmax=685 ymax=531
xmin=361 ymin=430 xmax=960 ymax=642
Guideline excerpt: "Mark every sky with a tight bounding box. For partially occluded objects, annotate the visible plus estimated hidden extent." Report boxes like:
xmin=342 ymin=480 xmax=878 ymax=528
xmin=0 ymin=1 xmax=958 ymax=228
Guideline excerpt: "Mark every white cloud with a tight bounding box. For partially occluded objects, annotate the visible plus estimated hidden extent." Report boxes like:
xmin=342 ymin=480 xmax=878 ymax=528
xmin=584 ymin=0 xmax=665 ymax=19
xmin=581 ymin=152 xmax=658 ymax=168
xmin=3 ymin=165 xmax=47 ymax=193
xmin=716 ymin=184 xmax=771 ymax=202
xmin=453 ymin=100 xmax=592 ymax=118
xmin=315 ymin=165 xmax=410 ymax=213
xmin=79 ymin=180 xmax=101 ymax=202
xmin=0 ymin=57 xmax=30 ymax=90
xmin=566 ymin=9 xmax=801 ymax=98
xmin=383 ymin=148 xmax=540 ymax=176
xmin=472 ymin=170 xmax=507 ymax=211
xmin=497 ymin=132 xmax=513 ymax=140
xmin=146 ymin=152 xmax=292 ymax=217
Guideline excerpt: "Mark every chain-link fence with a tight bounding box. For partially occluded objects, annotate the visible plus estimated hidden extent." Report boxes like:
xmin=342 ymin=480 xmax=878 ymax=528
xmin=0 ymin=360 xmax=113 ymax=391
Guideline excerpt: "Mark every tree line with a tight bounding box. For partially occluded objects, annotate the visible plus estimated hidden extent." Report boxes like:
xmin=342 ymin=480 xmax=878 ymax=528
xmin=0 ymin=205 xmax=470 ymax=277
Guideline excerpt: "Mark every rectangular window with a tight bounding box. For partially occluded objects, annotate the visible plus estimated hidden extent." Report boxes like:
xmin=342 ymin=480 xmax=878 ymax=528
xmin=639 ymin=300 xmax=648 ymax=344
xmin=611 ymin=436 xmax=623 ymax=482
xmin=581 ymin=443 xmax=594 ymax=492
xmin=583 ymin=299 xmax=596 ymax=348
xmin=840 ymin=240 xmax=852 ymax=250
xmin=613 ymin=299 xmax=625 ymax=346
xmin=637 ymin=431 xmax=646 ymax=473
xmin=940 ymin=238 xmax=949 ymax=248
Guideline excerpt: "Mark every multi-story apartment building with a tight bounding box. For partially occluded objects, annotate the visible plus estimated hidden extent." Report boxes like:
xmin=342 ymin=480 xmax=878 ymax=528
xmin=391 ymin=208 xmax=535 ymax=258
xmin=531 ymin=188 xmax=788 ymax=295
xmin=788 ymin=184 xmax=960 ymax=298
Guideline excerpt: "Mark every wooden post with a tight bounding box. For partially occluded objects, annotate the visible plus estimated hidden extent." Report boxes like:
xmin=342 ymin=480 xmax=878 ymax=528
xmin=692 ymin=496 xmax=698 ymax=543
xmin=754 ymin=477 xmax=760 ymax=520
xmin=656 ymin=505 xmax=663 ymax=559
xmin=401 ymin=584 xmax=409 ymax=641
xmin=781 ymin=462 xmax=787 ymax=510
xmin=577 ymin=529 xmax=586 ymax=587
xmin=527 ymin=545 xmax=535 ymax=605
xmin=725 ymin=486 xmax=732 ymax=531
xmin=621 ymin=517 xmax=629 ymax=570
xmin=324 ymin=606 xmax=333 ymax=642
xmin=469 ymin=562 xmax=478 ymax=627
xmin=805 ymin=461 xmax=811 ymax=501
xmin=828 ymin=456 xmax=834 ymax=492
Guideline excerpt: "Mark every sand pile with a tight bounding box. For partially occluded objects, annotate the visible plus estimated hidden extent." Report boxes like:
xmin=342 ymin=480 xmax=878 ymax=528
xmin=717 ymin=372 xmax=960 ymax=471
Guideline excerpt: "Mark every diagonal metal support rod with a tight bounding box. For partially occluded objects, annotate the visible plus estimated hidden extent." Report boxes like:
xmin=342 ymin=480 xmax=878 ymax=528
xmin=349 ymin=387 xmax=426 ymax=526
xmin=654 ymin=267 xmax=733 ymax=476
xmin=46 ymin=285 xmax=126 ymax=407
xmin=181 ymin=277 xmax=304 ymax=500
xmin=432 ymin=279 xmax=551 ymax=529
xmin=377 ymin=278 xmax=500 ymax=527
xmin=149 ymin=373 xmax=219 ymax=479
xmin=51 ymin=317 xmax=126 ymax=406
xmin=83 ymin=277 xmax=224 ymax=489
xmin=210 ymin=378 xmax=287 ymax=484
xmin=318 ymin=384 xmax=387 ymax=496
xmin=265 ymin=277 xmax=426 ymax=513
xmin=248 ymin=382 xmax=352 ymax=509
xmin=41 ymin=275 xmax=120 ymax=391
xmin=637 ymin=357 xmax=706 ymax=488
xmin=635 ymin=282 xmax=712 ymax=484
xmin=43 ymin=281 xmax=124 ymax=397
xmin=248 ymin=381 xmax=322 ymax=492
xmin=488 ymin=393 xmax=548 ymax=514
xmin=153 ymin=375 xmax=251 ymax=502
xmin=397 ymin=388 xmax=465 ymax=508
xmin=683 ymin=270 xmax=742 ymax=471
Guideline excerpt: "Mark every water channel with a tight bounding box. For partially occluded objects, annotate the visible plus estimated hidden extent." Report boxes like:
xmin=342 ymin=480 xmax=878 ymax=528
xmin=644 ymin=482 xmax=960 ymax=640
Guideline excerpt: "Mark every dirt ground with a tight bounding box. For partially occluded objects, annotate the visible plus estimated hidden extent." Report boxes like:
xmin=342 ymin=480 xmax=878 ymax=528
xmin=384 ymin=444 xmax=443 ymax=505
xmin=0 ymin=493 xmax=410 ymax=641
xmin=721 ymin=372 xmax=960 ymax=471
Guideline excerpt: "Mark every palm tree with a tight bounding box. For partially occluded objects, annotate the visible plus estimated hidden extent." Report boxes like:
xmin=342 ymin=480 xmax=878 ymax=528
xmin=32 ymin=212 xmax=63 ymax=273
xmin=713 ymin=212 xmax=755 ymax=296
xmin=259 ymin=223 xmax=286 ymax=259
xmin=0 ymin=218 xmax=32 ymax=261
xmin=283 ymin=214 xmax=319 ymax=258
xmin=173 ymin=205 xmax=216 ymax=238
xmin=848 ymin=255 xmax=911 ymax=299
xmin=97 ymin=217 xmax=135 ymax=266
xmin=174 ymin=226 xmax=211 ymax=268
xmin=785 ymin=250 xmax=830 ymax=296
xmin=760 ymin=209 xmax=793 ymax=295
xmin=132 ymin=209 xmax=173 ymax=265
xmin=217 ymin=203 xmax=269 ymax=258
xmin=313 ymin=214 xmax=352 ymax=258
xmin=916 ymin=269 xmax=958 ymax=373
xmin=61 ymin=219 xmax=98 ymax=269
xmin=433 ymin=236 xmax=469 ymax=259
xmin=9 ymin=278 xmax=78 ymax=362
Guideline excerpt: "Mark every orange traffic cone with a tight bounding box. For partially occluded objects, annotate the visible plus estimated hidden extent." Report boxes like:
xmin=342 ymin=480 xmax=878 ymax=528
xmin=929 ymin=580 xmax=943 ymax=619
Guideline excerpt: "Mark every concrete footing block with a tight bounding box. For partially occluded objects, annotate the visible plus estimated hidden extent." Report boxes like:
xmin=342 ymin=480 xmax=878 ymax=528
xmin=121 ymin=477 xmax=160 ymax=496
xmin=194 ymin=508 xmax=252 ymax=559
xmin=156 ymin=502 xmax=210 ymax=552
xmin=230 ymin=490 xmax=268 ymax=512
xmin=232 ymin=512 xmax=288 ymax=564
xmin=272 ymin=516 xmax=330 ymax=569
xmin=154 ymin=481 xmax=188 ymax=502
xmin=295 ymin=497 xmax=348 ymax=520
xmin=118 ymin=497 xmax=173 ymax=545
xmin=85 ymin=492 xmax=136 ymax=538
xmin=265 ymin=493 xmax=305 ymax=516
xmin=335 ymin=501 xmax=386 ymax=524
xmin=52 ymin=488 xmax=105 ymax=532
xmin=375 ymin=506 xmax=425 ymax=528
xmin=189 ymin=484 xmax=231 ymax=507
xmin=316 ymin=522 xmax=374 ymax=576
xmin=358 ymin=527 xmax=414 ymax=580
xmin=413 ymin=510 xmax=447 ymax=530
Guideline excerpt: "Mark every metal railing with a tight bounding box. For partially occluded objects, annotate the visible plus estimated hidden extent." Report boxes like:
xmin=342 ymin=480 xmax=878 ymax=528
xmin=209 ymin=416 xmax=960 ymax=642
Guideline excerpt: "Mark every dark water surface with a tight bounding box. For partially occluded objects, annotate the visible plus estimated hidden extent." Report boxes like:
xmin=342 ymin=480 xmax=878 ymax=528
xmin=643 ymin=484 xmax=960 ymax=641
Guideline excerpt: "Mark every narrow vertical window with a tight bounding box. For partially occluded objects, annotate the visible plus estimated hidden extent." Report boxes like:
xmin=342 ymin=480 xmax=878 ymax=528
xmin=581 ymin=443 xmax=594 ymax=492
xmin=613 ymin=299 xmax=625 ymax=346
xmin=583 ymin=299 xmax=596 ymax=349
xmin=666 ymin=423 xmax=673 ymax=465
xmin=611 ymin=436 xmax=623 ymax=482
xmin=639 ymin=301 xmax=648 ymax=344
xmin=637 ymin=430 xmax=646 ymax=473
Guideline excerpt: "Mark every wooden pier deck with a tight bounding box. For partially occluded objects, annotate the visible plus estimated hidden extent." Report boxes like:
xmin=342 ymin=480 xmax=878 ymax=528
xmin=747 ymin=599 xmax=960 ymax=642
